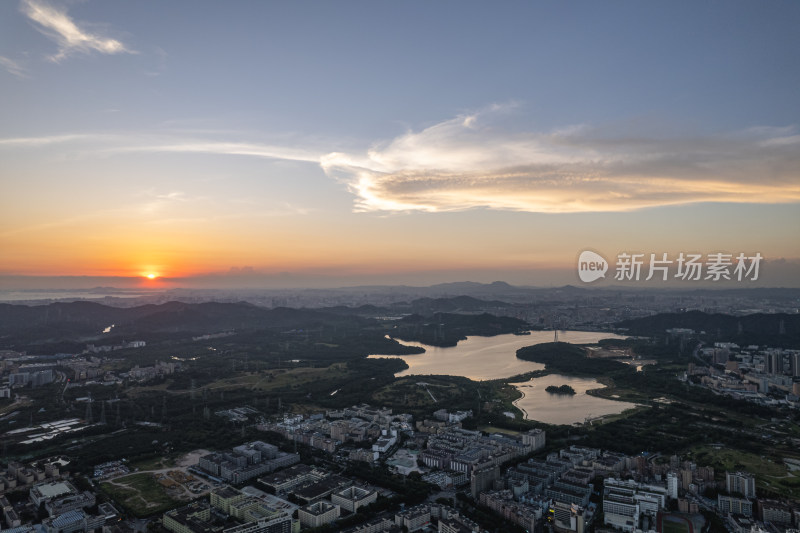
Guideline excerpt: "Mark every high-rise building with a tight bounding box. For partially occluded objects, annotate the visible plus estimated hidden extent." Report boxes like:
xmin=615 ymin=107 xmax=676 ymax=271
xmin=790 ymin=352 xmax=800 ymax=377
xmin=603 ymin=489 xmax=639 ymax=532
xmin=680 ymin=469 xmax=693 ymax=491
xmin=697 ymin=466 xmax=715 ymax=482
xmin=766 ymin=352 xmax=783 ymax=375
xmin=726 ymin=472 xmax=756 ymax=499
xmin=666 ymin=473 xmax=679 ymax=500
xmin=553 ymin=501 xmax=585 ymax=533
xmin=470 ymin=465 xmax=499 ymax=499
xmin=522 ymin=428 xmax=546 ymax=450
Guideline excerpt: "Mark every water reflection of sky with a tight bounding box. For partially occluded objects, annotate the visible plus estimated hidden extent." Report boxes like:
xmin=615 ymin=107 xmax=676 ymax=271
xmin=511 ymin=373 xmax=638 ymax=425
xmin=368 ymin=330 xmax=625 ymax=381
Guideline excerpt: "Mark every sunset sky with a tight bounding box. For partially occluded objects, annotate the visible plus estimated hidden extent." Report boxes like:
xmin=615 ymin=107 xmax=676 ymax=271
xmin=2 ymin=1 xmax=799 ymax=288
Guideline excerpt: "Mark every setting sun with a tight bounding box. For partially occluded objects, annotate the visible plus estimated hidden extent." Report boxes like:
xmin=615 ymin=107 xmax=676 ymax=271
xmin=145 ymin=273 xmax=157 ymax=280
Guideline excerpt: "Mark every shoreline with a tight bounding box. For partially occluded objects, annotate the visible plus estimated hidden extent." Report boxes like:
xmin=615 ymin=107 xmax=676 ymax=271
xmin=511 ymin=375 xmax=639 ymax=425
xmin=512 ymin=389 xmax=530 ymax=420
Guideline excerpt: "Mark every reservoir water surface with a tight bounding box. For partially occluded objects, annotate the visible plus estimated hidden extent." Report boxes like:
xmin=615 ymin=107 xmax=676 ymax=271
xmin=368 ymin=329 xmax=638 ymax=425
xmin=511 ymin=373 xmax=639 ymax=425
xmin=368 ymin=330 xmax=624 ymax=380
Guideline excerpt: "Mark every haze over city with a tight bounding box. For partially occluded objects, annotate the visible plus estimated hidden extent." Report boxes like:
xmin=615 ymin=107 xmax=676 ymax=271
xmin=1 ymin=1 xmax=799 ymax=289
xmin=4 ymin=5 xmax=800 ymax=533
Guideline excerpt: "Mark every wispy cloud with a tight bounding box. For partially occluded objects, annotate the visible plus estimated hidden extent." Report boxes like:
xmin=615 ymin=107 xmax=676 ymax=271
xmin=20 ymin=0 xmax=134 ymax=61
xmin=0 ymin=132 xmax=323 ymax=163
xmin=138 ymin=189 xmax=193 ymax=215
xmin=0 ymin=55 xmax=28 ymax=78
xmin=321 ymin=107 xmax=800 ymax=213
xmin=110 ymin=140 xmax=322 ymax=164
xmin=2 ymin=108 xmax=799 ymax=214
xmin=0 ymin=133 xmax=103 ymax=146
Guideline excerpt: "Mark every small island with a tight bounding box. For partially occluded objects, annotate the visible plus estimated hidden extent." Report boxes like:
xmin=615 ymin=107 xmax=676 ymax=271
xmin=545 ymin=384 xmax=576 ymax=395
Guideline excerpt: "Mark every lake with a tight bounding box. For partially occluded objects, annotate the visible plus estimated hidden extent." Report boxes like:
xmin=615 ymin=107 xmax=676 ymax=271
xmin=368 ymin=330 xmax=624 ymax=381
xmin=511 ymin=373 xmax=639 ymax=425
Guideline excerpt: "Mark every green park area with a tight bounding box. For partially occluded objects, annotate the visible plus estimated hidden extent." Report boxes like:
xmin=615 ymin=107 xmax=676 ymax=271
xmin=662 ymin=517 xmax=691 ymax=533
xmin=99 ymin=473 xmax=182 ymax=517
xmin=691 ymin=446 xmax=800 ymax=498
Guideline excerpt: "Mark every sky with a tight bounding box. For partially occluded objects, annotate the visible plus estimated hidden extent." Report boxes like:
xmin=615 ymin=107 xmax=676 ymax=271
xmin=1 ymin=0 xmax=799 ymax=289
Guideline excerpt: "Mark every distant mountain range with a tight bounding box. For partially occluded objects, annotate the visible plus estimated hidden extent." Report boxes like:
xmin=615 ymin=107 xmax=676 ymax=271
xmin=391 ymin=312 xmax=530 ymax=347
xmin=0 ymin=297 xmax=533 ymax=354
xmin=4 ymin=281 xmax=800 ymax=308
xmin=0 ymin=296 xmax=523 ymax=342
xmin=0 ymin=300 xmax=366 ymax=339
xmin=317 ymin=295 xmax=516 ymax=317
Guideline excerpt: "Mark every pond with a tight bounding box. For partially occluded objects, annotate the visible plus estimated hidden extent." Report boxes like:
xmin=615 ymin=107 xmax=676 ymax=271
xmin=511 ymin=373 xmax=639 ymax=425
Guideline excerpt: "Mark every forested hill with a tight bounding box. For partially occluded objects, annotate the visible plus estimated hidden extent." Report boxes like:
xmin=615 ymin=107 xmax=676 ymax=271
xmin=0 ymin=300 xmax=530 ymax=354
xmin=0 ymin=301 xmax=366 ymax=338
xmin=391 ymin=312 xmax=529 ymax=347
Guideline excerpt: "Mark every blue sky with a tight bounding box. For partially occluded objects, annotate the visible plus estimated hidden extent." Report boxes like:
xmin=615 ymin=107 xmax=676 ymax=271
xmin=1 ymin=1 xmax=799 ymax=287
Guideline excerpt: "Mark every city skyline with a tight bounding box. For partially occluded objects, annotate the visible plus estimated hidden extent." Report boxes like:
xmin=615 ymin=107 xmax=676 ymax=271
xmin=2 ymin=1 xmax=799 ymax=289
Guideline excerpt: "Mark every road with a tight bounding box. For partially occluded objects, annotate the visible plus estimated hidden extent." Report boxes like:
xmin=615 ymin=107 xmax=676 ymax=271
xmin=691 ymin=342 xmax=706 ymax=366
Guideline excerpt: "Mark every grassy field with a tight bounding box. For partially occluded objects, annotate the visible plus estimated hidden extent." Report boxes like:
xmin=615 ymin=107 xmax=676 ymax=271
xmin=692 ymin=446 xmax=786 ymax=476
xmin=690 ymin=445 xmax=800 ymax=498
xmin=219 ymin=364 xmax=350 ymax=392
xmin=130 ymin=455 xmax=176 ymax=471
xmin=478 ymin=425 xmax=521 ymax=436
xmin=661 ymin=515 xmax=692 ymax=533
xmin=99 ymin=473 xmax=181 ymax=517
xmin=586 ymin=382 xmax=653 ymax=404
xmin=592 ymin=406 xmax=649 ymax=425
xmin=372 ymin=375 xmax=476 ymax=410
xmin=128 ymin=364 xmax=350 ymax=397
xmin=663 ymin=519 xmax=690 ymax=533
